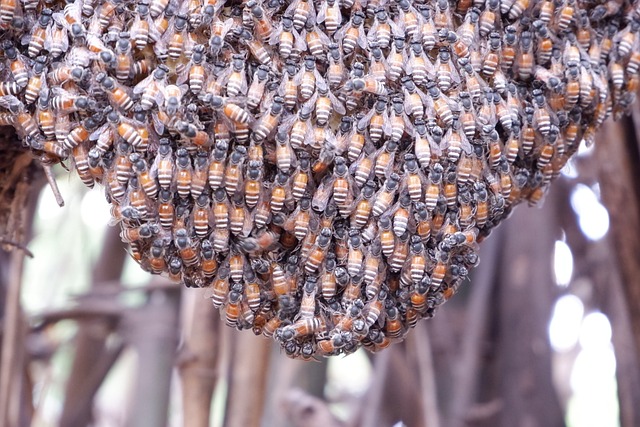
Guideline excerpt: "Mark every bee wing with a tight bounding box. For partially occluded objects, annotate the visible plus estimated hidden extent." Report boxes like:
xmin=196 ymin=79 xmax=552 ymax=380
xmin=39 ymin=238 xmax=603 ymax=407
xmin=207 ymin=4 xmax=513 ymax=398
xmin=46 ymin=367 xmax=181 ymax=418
xmin=440 ymin=128 xmax=452 ymax=151
xmin=403 ymin=91 xmax=416 ymax=116
xmin=294 ymin=29 xmax=308 ymax=52
xmin=428 ymin=134 xmax=443 ymax=157
xmin=449 ymin=61 xmax=461 ymax=85
xmin=404 ymin=53 xmax=415 ymax=74
xmin=334 ymin=23 xmax=350 ymax=44
xmin=316 ymin=1 xmax=327 ymax=23
xmin=0 ymin=95 xmax=20 ymax=110
xmin=43 ymin=25 xmax=55 ymax=52
xmin=328 ymin=90 xmax=346 ymax=115
xmin=403 ymin=114 xmax=415 ymax=136
xmin=133 ymin=73 xmax=155 ymax=95
xmin=313 ymin=70 xmax=328 ymax=91
xmin=284 ymin=0 xmax=300 ymax=17
xmin=357 ymin=106 xmax=376 ymax=129
xmin=176 ymin=63 xmax=192 ymax=86
xmin=316 ymin=27 xmax=332 ymax=46
xmin=356 ymin=27 xmax=368 ymax=50
xmin=389 ymin=19 xmax=403 ymax=38
xmin=292 ymin=66 xmax=306 ymax=85
xmin=278 ymin=113 xmax=298 ymax=134
xmin=151 ymin=112 xmax=166 ymax=135
xmin=460 ymin=132 xmax=473 ymax=155
xmin=89 ymin=123 xmax=110 ymax=142
xmin=241 ymin=208 xmax=254 ymax=237
xmin=312 ymin=176 xmax=335 ymax=212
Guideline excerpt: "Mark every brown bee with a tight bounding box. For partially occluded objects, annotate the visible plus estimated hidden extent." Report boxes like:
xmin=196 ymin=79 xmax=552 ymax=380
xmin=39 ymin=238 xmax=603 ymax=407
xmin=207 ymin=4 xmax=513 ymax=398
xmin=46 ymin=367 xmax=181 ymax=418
xmin=96 ymin=72 xmax=134 ymax=111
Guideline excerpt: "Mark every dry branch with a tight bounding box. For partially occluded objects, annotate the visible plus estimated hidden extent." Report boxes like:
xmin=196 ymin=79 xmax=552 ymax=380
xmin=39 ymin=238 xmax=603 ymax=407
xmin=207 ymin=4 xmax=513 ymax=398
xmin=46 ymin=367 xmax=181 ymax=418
xmin=448 ymin=230 xmax=501 ymax=427
xmin=60 ymin=227 xmax=127 ymax=427
xmin=124 ymin=286 xmax=181 ymax=427
xmin=224 ymin=330 xmax=271 ymax=427
xmin=596 ymin=116 xmax=640 ymax=360
xmin=178 ymin=289 xmax=220 ymax=427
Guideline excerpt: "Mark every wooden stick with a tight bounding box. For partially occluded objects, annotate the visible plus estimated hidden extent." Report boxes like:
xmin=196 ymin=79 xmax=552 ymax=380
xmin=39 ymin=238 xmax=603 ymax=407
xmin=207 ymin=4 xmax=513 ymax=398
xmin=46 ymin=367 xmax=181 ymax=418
xmin=448 ymin=231 xmax=501 ymax=427
xmin=42 ymin=164 xmax=64 ymax=207
xmin=412 ymin=325 xmax=440 ymax=427
xmin=0 ymin=237 xmax=27 ymax=426
xmin=178 ymin=288 xmax=220 ymax=427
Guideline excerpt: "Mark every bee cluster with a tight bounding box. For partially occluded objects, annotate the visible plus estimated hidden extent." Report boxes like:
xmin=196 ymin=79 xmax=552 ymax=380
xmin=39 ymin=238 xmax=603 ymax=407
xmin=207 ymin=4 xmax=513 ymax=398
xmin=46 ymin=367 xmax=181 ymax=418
xmin=1 ymin=0 xmax=639 ymax=358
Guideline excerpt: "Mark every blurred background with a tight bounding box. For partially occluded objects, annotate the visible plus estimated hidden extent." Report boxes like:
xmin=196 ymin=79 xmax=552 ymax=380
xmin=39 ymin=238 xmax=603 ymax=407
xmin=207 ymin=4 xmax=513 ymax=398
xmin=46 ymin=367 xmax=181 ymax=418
xmin=1 ymin=106 xmax=640 ymax=427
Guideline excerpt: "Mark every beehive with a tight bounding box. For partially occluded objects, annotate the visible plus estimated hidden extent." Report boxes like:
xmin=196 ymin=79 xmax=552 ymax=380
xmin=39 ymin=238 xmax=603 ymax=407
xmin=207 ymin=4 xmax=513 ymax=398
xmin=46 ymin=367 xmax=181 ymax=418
xmin=0 ymin=0 xmax=638 ymax=358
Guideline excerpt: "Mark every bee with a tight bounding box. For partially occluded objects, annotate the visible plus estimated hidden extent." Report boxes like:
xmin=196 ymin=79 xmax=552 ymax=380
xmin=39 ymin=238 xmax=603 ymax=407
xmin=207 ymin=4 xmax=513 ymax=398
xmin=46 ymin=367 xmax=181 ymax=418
xmin=50 ymin=88 xmax=90 ymax=115
xmin=210 ymin=96 xmax=252 ymax=126
xmin=406 ymin=42 xmax=430 ymax=87
xmin=370 ymin=173 xmax=399 ymax=217
xmin=532 ymin=88 xmax=553 ymax=136
xmin=482 ymin=32 xmax=501 ymax=78
xmin=555 ymin=0 xmax=576 ymax=33
xmin=223 ymin=145 xmax=247 ymax=196
xmin=246 ymin=65 xmax=270 ymax=110
xmin=422 ymin=163 xmax=444 ymax=213
xmin=425 ymin=82 xmax=454 ymax=127
xmin=23 ymin=57 xmax=48 ymax=106
xmin=202 ymin=141 xmax=226 ymax=190
xmin=243 ymin=160 xmax=263 ymax=209
xmin=24 ymin=9 xmax=52 ymax=57
xmin=350 ymin=180 xmax=376 ymax=228
xmin=351 ymin=67 xmax=388 ymax=97
xmin=246 ymin=0 xmax=274 ymax=42
xmin=295 ymin=56 xmax=325 ymax=101
xmin=285 ymin=0 xmax=315 ymax=32
xmin=415 ymin=5 xmax=436 ymax=50
xmin=269 ymin=15 xmax=296 ymax=59
xmin=227 ymin=193 xmax=250 ymax=237
xmin=143 ymin=239 xmax=167 ymax=275
xmin=516 ymin=30 xmax=534 ymax=80
xmin=299 ymin=20 xmax=331 ymax=57
xmin=45 ymin=18 xmax=69 ymax=58
xmin=253 ymin=96 xmax=285 ymax=141
xmin=388 ymin=231 xmax=409 ymax=273
xmin=368 ymin=8 xmax=400 ymax=50
xmin=391 ymin=193 xmax=412 ymax=237
xmin=96 ymin=72 xmax=133 ymax=111
xmin=402 ymin=78 xmax=426 ymax=120
xmin=280 ymin=316 xmax=326 ymax=341
xmin=395 ymin=0 xmax=421 ymax=39
xmin=240 ymin=29 xmax=272 ymax=65
xmin=383 ymin=37 xmax=406 ymax=82
xmin=313 ymin=156 xmax=355 ymax=216
xmin=478 ymin=0 xmax=499 ymax=37
xmin=433 ymin=0 xmax=453 ymax=31
xmin=0 ymin=96 xmax=39 ymax=141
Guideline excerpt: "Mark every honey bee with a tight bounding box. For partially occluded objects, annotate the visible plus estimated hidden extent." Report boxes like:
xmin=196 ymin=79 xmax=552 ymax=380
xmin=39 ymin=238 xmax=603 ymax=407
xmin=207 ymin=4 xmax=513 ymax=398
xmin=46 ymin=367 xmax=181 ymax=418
xmin=253 ymin=96 xmax=285 ymax=141
xmin=246 ymin=65 xmax=270 ymax=110
xmin=223 ymin=145 xmax=247 ymax=196
xmin=299 ymin=21 xmax=331 ymax=57
xmin=515 ymin=30 xmax=534 ymax=80
xmin=240 ymin=29 xmax=272 ymax=65
xmin=0 ymin=96 xmax=40 ymax=141
xmin=95 ymin=72 xmax=133 ymax=111
xmin=243 ymin=160 xmax=263 ymax=209
xmin=345 ymin=179 xmax=374 ymax=228
xmin=313 ymin=156 xmax=355 ymax=216
xmin=209 ymin=95 xmax=252 ymax=126
xmin=269 ymin=15 xmax=296 ymax=59
xmin=425 ymin=81 xmax=454 ymax=127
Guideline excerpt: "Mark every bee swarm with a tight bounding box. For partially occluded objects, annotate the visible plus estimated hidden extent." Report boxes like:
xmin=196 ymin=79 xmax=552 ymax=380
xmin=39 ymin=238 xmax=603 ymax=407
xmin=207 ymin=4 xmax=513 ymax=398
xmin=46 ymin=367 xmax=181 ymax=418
xmin=1 ymin=0 xmax=639 ymax=358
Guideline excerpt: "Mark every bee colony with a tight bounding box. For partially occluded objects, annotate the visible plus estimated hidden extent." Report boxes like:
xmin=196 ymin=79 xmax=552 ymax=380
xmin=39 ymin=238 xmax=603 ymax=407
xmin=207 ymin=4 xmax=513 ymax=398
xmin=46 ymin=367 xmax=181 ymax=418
xmin=0 ymin=0 xmax=639 ymax=358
